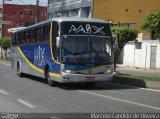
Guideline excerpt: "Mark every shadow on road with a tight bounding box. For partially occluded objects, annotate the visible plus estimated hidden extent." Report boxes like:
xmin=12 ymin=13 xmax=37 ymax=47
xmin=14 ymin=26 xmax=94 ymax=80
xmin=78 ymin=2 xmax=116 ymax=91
xmin=58 ymin=82 xmax=139 ymax=91
xmin=21 ymin=74 xmax=143 ymax=91
xmin=20 ymin=74 xmax=48 ymax=84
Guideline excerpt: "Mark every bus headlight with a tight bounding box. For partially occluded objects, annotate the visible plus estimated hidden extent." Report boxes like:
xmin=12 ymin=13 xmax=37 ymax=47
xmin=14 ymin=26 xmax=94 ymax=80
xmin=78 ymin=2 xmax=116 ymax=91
xmin=106 ymin=69 xmax=113 ymax=74
xmin=62 ymin=70 xmax=76 ymax=74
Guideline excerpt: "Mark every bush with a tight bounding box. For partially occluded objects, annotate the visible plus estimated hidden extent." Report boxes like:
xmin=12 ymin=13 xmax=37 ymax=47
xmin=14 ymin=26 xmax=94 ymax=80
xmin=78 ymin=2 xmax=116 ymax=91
xmin=0 ymin=37 xmax=11 ymax=59
xmin=142 ymin=11 xmax=160 ymax=39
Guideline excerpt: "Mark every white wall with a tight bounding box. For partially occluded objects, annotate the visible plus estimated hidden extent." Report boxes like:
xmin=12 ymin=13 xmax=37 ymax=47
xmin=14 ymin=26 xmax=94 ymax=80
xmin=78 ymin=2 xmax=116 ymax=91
xmin=134 ymin=49 xmax=141 ymax=68
xmin=123 ymin=40 xmax=160 ymax=69
xmin=123 ymin=42 xmax=135 ymax=67
xmin=0 ymin=47 xmax=11 ymax=58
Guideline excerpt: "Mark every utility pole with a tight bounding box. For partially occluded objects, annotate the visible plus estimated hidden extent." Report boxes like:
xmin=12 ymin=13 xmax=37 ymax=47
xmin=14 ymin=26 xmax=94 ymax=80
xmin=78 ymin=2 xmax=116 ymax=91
xmin=1 ymin=0 xmax=4 ymax=58
xmin=35 ymin=0 xmax=40 ymax=23
xmin=2 ymin=0 xmax=5 ymax=38
xmin=1 ymin=0 xmax=12 ymax=38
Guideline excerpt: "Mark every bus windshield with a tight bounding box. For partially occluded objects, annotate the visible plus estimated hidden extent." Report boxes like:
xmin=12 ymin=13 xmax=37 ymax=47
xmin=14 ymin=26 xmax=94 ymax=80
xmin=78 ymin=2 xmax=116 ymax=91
xmin=61 ymin=35 xmax=112 ymax=65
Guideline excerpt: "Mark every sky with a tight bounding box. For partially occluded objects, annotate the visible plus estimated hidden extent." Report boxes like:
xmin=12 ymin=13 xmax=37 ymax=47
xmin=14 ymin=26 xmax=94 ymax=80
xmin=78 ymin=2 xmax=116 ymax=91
xmin=1 ymin=0 xmax=47 ymax=6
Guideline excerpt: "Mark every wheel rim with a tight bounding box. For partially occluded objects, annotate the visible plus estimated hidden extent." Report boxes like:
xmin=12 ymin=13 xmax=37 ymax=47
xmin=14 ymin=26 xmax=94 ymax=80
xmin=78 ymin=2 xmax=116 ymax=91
xmin=47 ymin=72 xmax=51 ymax=81
xmin=17 ymin=64 xmax=20 ymax=74
xmin=47 ymin=69 xmax=51 ymax=81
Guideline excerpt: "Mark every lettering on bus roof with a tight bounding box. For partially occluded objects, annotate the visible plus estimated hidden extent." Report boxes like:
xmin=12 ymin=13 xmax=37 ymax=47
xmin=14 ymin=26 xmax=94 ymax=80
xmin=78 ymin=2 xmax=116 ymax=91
xmin=61 ymin=22 xmax=111 ymax=36
xmin=68 ymin=24 xmax=105 ymax=35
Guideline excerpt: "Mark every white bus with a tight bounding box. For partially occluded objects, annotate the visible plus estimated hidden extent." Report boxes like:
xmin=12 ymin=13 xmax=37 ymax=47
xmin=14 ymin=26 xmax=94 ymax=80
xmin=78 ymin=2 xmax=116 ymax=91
xmin=11 ymin=17 xmax=115 ymax=87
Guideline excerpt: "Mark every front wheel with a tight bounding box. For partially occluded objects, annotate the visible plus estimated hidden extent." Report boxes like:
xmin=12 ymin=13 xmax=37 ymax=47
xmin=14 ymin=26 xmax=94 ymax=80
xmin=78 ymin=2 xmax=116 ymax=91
xmin=46 ymin=68 xmax=56 ymax=87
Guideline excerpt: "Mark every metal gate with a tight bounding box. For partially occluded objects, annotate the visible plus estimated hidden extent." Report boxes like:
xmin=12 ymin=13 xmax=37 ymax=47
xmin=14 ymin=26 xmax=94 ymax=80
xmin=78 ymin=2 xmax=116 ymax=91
xmin=150 ymin=46 xmax=157 ymax=69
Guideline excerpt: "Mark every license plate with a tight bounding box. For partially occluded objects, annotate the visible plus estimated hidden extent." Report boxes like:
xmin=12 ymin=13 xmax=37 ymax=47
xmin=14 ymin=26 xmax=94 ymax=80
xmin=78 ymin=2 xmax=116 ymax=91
xmin=86 ymin=77 xmax=95 ymax=80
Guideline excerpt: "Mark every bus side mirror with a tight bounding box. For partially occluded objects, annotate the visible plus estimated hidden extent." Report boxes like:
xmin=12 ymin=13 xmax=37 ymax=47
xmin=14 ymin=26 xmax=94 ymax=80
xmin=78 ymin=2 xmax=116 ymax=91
xmin=56 ymin=37 xmax=61 ymax=48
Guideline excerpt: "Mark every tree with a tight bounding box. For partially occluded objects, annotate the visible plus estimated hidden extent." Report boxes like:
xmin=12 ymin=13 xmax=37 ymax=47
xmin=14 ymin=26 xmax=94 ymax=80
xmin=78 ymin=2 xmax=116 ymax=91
xmin=0 ymin=39 xmax=3 ymax=58
xmin=142 ymin=11 xmax=160 ymax=39
xmin=111 ymin=26 xmax=138 ymax=71
xmin=1 ymin=37 xmax=11 ymax=59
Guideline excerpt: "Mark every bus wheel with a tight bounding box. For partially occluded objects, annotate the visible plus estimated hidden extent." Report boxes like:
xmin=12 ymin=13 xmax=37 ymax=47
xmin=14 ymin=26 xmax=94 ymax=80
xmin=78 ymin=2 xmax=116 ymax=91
xmin=46 ymin=68 xmax=54 ymax=87
xmin=86 ymin=82 xmax=95 ymax=87
xmin=17 ymin=62 xmax=23 ymax=77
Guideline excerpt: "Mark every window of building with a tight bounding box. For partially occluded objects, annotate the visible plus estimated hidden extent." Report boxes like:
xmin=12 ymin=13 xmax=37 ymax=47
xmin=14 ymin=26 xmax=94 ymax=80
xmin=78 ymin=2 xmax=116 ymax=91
xmin=139 ymin=10 xmax=142 ymax=13
xmin=125 ymin=9 xmax=128 ymax=12
xmin=56 ymin=12 xmax=61 ymax=17
xmin=44 ymin=12 xmax=47 ymax=16
xmin=19 ymin=11 xmax=24 ymax=18
xmin=30 ymin=11 xmax=33 ymax=18
xmin=71 ymin=9 xmax=79 ymax=16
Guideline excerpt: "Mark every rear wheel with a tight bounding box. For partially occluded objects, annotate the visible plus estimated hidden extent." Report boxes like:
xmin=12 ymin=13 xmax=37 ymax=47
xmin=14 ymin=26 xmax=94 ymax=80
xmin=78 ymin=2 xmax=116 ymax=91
xmin=17 ymin=62 xmax=24 ymax=77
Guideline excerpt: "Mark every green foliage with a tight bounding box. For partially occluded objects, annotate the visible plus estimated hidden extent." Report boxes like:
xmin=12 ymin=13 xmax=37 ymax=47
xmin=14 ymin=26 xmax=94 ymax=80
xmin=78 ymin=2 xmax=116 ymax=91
xmin=1 ymin=37 xmax=11 ymax=51
xmin=142 ymin=11 xmax=160 ymax=39
xmin=0 ymin=38 xmax=3 ymax=46
xmin=0 ymin=37 xmax=11 ymax=59
xmin=111 ymin=26 xmax=138 ymax=55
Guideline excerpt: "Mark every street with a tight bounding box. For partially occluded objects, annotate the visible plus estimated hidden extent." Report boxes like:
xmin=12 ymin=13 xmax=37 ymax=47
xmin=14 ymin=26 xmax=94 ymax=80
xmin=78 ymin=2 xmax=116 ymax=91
xmin=0 ymin=62 xmax=160 ymax=116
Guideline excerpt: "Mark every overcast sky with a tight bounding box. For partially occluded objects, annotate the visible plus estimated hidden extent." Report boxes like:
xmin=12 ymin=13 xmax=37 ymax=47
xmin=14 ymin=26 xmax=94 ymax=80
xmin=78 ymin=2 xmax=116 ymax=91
xmin=1 ymin=0 xmax=47 ymax=6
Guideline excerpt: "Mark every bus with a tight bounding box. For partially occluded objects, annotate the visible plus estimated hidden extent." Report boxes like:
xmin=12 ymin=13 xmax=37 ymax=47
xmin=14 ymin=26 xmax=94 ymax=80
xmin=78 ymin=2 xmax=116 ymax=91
xmin=11 ymin=17 xmax=115 ymax=87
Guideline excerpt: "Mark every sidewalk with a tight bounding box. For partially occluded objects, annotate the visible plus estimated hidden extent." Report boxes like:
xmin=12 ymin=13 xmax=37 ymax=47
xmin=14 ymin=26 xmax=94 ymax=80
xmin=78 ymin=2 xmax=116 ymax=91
xmin=116 ymin=64 xmax=160 ymax=77
xmin=113 ymin=65 xmax=160 ymax=90
xmin=0 ymin=58 xmax=10 ymax=64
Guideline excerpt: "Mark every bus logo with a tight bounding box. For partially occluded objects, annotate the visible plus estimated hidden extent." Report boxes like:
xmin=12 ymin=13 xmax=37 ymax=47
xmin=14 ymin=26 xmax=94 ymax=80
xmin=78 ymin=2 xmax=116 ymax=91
xmin=34 ymin=46 xmax=45 ymax=66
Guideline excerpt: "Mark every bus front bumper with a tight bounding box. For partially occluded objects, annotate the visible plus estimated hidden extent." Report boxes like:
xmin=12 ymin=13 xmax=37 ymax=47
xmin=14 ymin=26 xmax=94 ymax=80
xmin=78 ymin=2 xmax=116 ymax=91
xmin=58 ymin=73 xmax=113 ymax=83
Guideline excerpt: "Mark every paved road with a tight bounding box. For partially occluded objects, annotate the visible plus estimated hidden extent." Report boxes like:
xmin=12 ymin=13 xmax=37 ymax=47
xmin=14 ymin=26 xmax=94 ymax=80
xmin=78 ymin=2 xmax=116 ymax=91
xmin=0 ymin=62 xmax=160 ymax=118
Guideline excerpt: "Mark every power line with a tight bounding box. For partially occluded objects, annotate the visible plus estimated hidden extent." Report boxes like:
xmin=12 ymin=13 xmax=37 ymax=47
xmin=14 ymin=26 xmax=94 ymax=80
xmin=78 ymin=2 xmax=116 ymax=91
xmin=18 ymin=0 xmax=26 ymax=5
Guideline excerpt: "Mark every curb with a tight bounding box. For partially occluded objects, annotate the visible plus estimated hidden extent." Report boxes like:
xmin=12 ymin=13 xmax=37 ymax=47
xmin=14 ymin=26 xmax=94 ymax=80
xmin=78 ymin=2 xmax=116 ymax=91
xmin=117 ymin=67 xmax=160 ymax=74
xmin=113 ymin=76 xmax=160 ymax=90
xmin=0 ymin=59 xmax=10 ymax=64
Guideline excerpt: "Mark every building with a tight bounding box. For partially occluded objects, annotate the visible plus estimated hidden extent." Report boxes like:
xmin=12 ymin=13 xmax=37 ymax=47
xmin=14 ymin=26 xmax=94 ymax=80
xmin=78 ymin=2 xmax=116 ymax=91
xmin=1 ymin=4 xmax=47 ymax=37
xmin=48 ymin=0 xmax=93 ymax=18
xmin=0 ymin=5 xmax=2 ymax=38
xmin=93 ymin=0 xmax=160 ymax=37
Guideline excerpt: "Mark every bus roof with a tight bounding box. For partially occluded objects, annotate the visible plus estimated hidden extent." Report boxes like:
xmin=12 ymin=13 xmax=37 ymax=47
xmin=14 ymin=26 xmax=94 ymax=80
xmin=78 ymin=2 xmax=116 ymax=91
xmin=8 ymin=27 xmax=26 ymax=33
xmin=51 ymin=17 xmax=109 ymax=24
xmin=13 ymin=17 xmax=109 ymax=33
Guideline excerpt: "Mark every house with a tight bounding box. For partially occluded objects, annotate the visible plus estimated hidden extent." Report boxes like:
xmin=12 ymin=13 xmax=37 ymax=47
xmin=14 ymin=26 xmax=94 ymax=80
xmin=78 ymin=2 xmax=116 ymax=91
xmin=1 ymin=4 xmax=47 ymax=37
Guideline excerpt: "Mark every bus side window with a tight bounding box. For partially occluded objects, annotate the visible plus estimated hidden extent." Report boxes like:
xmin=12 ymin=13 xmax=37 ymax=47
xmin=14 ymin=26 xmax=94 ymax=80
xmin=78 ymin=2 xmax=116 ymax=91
xmin=44 ymin=24 xmax=49 ymax=41
xmin=37 ymin=27 xmax=40 ymax=42
xmin=32 ymin=28 xmax=38 ymax=42
xmin=25 ymin=32 xmax=28 ymax=44
xmin=17 ymin=33 xmax=20 ymax=44
xmin=11 ymin=34 xmax=15 ymax=46
xmin=30 ymin=29 xmax=34 ymax=43
xmin=16 ymin=33 xmax=18 ymax=45
xmin=37 ymin=26 xmax=43 ymax=42
xmin=21 ymin=32 xmax=23 ymax=44
xmin=40 ymin=27 xmax=44 ymax=42
xmin=27 ymin=30 xmax=31 ymax=43
xmin=22 ymin=32 xmax=25 ymax=44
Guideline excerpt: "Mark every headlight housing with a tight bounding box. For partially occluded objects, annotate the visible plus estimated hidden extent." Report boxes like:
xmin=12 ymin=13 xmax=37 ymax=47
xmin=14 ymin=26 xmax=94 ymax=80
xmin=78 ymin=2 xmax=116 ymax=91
xmin=62 ymin=70 xmax=76 ymax=74
xmin=106 ymin=69 xmax=113 ymax=74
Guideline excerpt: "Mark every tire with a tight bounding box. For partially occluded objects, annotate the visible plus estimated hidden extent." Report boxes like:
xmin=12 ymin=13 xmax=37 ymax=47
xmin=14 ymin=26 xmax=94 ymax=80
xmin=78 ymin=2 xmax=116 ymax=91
xmin=86 ymin=82 xmax=96 ymax=87
xmin=46 ymin=68 xmax=55 ymax=87
xmin=17 ymin=62 xmax=24 ymax=77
